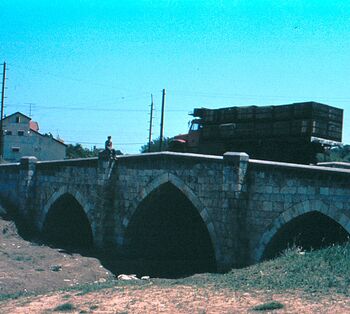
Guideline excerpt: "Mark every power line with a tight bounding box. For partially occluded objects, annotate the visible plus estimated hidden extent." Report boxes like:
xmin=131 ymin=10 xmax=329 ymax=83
xmin=6 ymin=63 xmax=350 ymax=107
xmin=5 ymin=103 xmax=189 ymax=113
xmin=167 ymin=89 xmax=350 ymax=102
xmin=8 ymin=62 xmax=158 ymax=94
xmin=64 ymin=140 xmax=144 ymax=146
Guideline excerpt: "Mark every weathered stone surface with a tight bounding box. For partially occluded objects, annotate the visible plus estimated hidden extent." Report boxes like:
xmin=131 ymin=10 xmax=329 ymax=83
xmin=0 ymin=152 xmax=350 ymax=271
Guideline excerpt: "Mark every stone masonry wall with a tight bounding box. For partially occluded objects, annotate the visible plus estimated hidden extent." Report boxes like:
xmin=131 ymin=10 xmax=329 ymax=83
xmin=113 ymin=152 xmax=248 ymax=271
xmin=1 ymin=153 xmax=350 ymax=271
xmin=29 ymin=158 xmax=103 ymax=245
xmin=0 ymin=162 xmax=20 ymax=211
xmin=246 ymin=160 xmax=350 ymax=264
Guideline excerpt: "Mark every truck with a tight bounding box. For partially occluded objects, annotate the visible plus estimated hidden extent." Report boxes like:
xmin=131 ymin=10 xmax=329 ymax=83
xmin=170 ymin=101 xmax=343 ymax=164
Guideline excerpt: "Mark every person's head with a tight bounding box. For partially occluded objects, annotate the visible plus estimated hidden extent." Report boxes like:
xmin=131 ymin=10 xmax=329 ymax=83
xmin=108 ymin=136 xmax=111 ymax=139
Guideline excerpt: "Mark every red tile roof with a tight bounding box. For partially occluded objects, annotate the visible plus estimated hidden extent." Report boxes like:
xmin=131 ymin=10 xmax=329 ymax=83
xmin=29 ymin=121 xmax=39 ymax=132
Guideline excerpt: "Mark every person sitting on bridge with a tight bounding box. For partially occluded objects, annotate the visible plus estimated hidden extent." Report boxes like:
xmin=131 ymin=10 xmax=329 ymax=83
xmin=105 ymin=136 xmax=116 ymax=158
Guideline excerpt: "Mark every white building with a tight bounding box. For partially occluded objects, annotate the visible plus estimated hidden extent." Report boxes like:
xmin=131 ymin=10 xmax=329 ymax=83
xmin=2 ymin=112 xmax=66 ymax=162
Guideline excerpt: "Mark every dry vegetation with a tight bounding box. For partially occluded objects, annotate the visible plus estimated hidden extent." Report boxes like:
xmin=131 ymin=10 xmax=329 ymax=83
xmin=1 ymin=217 xmax=350 ymax=313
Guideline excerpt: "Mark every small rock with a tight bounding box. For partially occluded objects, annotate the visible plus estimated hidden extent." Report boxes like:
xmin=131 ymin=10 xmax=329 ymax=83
xmin=50 ymin=264 xmax=62 ymax=272
xmin=117 ymin=274 xmax=139 ymax=280
xmin=98 ymin=278 xmax=107 ymax=283
xmin=141 ymin=276 xmax=150 ymax=280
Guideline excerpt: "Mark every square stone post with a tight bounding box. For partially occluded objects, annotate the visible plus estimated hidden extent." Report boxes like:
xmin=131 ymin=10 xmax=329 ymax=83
xmin=221 ymin=152 xmax=249 ymax=270
xmin=18 ymin=156 xmax=38 ymax=232
xmin=95 ymin=153 xmax=118 ymax=249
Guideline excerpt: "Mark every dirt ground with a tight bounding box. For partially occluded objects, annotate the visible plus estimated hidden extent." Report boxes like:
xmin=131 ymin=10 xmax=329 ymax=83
xmin=1 ymin=218 xmax=350 ymax=313
xmin=2 ymin=283 xmax=350 ymax=313
xmin=0 ymin=219 xmax=114 ymax=296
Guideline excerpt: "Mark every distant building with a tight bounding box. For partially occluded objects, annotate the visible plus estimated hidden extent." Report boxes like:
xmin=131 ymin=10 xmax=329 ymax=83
xmin=2 ymin=112 xmax=66 ymax=162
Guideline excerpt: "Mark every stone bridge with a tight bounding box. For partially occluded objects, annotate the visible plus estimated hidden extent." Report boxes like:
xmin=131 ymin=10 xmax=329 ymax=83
xmin=0 ymin=152 xmax=350 ymax=275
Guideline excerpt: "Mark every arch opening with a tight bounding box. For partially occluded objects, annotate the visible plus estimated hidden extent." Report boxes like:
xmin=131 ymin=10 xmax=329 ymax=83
xmin=42 ymin=194 xmax=93 ymax=251
xmin=124 ymin=182 xmax=216 ymax=278
xmin=263 ymin=211 xmax=349 ymax=260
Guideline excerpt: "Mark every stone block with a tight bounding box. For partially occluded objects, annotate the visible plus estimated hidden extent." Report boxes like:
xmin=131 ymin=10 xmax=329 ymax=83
xmin=320 ymin=187 xmax=329 ymax=196
xmin=297 ymin=186 xmax=307 ymax=194
xmin=335 ymin=188 xmax=345 ymax=196
xmin=281 ymin=186 xmax=297 ymax=194
xmin=339 ymin=214 xmax=350 ymax=228
xmin=272 ymin=201 xmax=284 ymax=212
xmin=262 ymin=201 xmax=272 ymax=211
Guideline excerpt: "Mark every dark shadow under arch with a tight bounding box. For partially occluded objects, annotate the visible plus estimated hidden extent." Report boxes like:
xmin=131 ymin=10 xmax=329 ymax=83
xmin=263 ymin=211 xmax=349 ymax=260
xmin=123 ymin=182 xmax=217 ymax=278
xmin=42 ymin=193 xmax=93 ymax=250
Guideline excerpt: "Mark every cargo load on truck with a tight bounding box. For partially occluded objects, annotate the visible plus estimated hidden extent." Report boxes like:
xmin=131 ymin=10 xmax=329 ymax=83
xmin=171 ymin=102 xmax=343 ymax=164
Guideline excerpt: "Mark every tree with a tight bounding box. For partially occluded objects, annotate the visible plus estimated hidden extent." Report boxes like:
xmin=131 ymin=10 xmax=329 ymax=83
xmin=140 ymin=137 xmax=171 ymax=153
xmin=66 ymin=144 xmax=100 ymax=159
xmin=317 ymin=145 xmax=350 ymax=163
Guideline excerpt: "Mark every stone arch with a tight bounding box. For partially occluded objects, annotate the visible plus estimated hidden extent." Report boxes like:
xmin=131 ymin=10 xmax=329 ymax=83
xmin=39 ymin=186 xmax=95 ymax=248
xmin=39 ymin=186 xmax=92 ymax=231
xmin=125 ymin=172 xmax=220 ymax=259
xmin=122 ymin=172 xmax=219 ymax=277
xmin=254 ymin=200 xmax=350 ymax=262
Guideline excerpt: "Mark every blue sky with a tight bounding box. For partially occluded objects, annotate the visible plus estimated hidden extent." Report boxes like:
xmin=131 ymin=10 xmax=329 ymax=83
xmin=1 ymin=0 xmax=349 ymax=153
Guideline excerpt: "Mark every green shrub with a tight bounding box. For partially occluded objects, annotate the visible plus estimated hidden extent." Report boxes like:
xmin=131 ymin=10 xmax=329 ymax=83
xmin=253 ymin=301 xmax=284 ymax=311
xmin=53 ymin=302 xmax=76 ymax=312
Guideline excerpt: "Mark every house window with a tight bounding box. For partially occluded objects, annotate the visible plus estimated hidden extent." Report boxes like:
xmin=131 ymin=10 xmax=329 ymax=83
xmin=18 ymin=130 xmax=24 ymax=136
xmin=16 ymin=116 xmax=21 ymax=123
xmin=5 ymin=130 xmax=12 ymax=135
xmin=12 ymin=147 xmax=20 ymax=152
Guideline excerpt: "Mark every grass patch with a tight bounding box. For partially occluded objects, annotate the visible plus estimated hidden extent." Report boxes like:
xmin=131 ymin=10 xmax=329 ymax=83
xmin=61 ymin=242 xmax=350 ymax=298
xmin=0 ymin=291 xmax=32 ymax=302
xmin=253 ymin=301 xmax=284 ymax=311
xmin=53 ymin=302 xmax=76 ymax=312
xmin=11 ymin=254 xmax=33 ymax=262
xmin=62 ymin=294 xmax=71 ymax=300
xmin=161 ymin=242 xmax=350 ymax=296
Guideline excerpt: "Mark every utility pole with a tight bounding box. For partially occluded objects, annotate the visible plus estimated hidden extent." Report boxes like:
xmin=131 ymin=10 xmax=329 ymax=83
xmin=0 ymin=62 xmax=6 ymax=160
xmin=159 ymin=88 xmax=166 ymax=151
xmin=148 ymin=94 xmax=154 ymax=153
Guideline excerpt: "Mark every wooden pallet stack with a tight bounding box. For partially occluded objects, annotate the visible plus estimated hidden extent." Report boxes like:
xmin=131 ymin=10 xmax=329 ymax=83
xmin=193 ymin=102 xmax=343 ymax=143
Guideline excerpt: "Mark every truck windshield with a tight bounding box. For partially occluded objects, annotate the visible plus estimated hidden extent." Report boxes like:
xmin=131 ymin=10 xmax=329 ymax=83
xmin=190 ymin=122 xmax=201 ymax=132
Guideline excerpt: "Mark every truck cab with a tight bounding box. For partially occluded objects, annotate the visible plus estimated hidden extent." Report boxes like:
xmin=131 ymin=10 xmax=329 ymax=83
xmin=171 ymin=120 xmax=202 ymax=153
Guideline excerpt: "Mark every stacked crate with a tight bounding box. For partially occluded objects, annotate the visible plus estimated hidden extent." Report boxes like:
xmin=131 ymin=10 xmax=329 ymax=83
xmin=193 ymin=102 xmax=343 ymax=143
